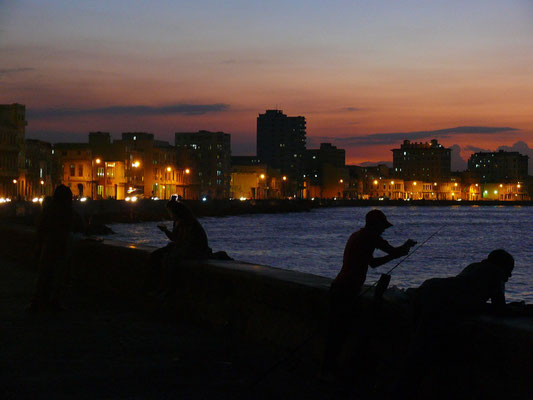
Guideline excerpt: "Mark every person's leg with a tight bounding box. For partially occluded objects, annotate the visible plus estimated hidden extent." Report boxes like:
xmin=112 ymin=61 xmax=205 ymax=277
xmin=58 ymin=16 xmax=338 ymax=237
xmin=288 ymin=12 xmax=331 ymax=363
xmin=321 ymin=286 xmax=355 ymax=376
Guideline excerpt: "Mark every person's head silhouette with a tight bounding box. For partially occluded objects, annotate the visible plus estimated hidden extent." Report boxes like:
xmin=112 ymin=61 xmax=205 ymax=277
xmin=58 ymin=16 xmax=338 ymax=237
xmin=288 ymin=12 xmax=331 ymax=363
xmin=166 ymin=198 xmax=194 ymax=221
xmin=53 ymin=184 xmax=73 ymax=207
xmin=365 ymin=209 xmax=393 ymax=234
xmin=487 ymin=249 xmax=514 ymax=282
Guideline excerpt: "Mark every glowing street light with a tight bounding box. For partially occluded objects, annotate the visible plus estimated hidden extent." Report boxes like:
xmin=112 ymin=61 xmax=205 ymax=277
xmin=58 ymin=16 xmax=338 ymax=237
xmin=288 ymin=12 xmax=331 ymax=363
xmin=166 ymin=167 xmax=172 ymax=172
xmin=12 ymin=179 xmax=17 ymax=184
xmin=96 ymin=158 xmax=101 ymax=164
xmin=132 ymin=161 xmax=140 ymax=168
xmin=413 ymin=182 xmax=417 ymax=186
xmin=185 ymin=168 xmax=190 ymax=174
xmin=40 ymin=180 xmax=44 ymax=185
xmin=282 ymin=176 xmax=287 ymax=181
xmin=339 ymin=179 xmax=343 ymax=183
xmin=260 ymin=174 xmax=265 ymax=180
xmin=373 ymin=180 xmax=378 ymax=185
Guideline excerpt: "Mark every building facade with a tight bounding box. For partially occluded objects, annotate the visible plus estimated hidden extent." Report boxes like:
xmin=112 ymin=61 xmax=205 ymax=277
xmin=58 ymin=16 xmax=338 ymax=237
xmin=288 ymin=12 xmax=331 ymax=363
xmin=175 ymin=130 xmax=231 ymax=199
xmin=257 ymin=110 xmax=306 ymax=197
xmin=0 ymin=104 xmax=26 ymax=199
xmin=468 ymin=150 xmax=528 ymax=182
xmin=392 ymin=139 xmax=451 ymax=181
xmin=304 ymin=143 xmax=347 ymax=199
xmin=52 ymin=132 xmax=188 ymax=200
xmin=23 ymin=139 xmax=54 ymax=199
xmin=230 ymin=164 xmax=281 ymax=200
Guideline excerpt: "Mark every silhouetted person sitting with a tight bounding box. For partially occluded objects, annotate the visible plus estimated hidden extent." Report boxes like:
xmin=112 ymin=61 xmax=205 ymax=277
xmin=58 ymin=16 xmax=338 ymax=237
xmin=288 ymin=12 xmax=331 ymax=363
xmin=396 ymin=249 xmax=515 ymax=399
xmin=147 ymin=198 xmax=210 ymax=298
xmin=29 ymin=185 xmax=80 ymax=312
xmin=321 ymin=209 xmax=416 ymax=379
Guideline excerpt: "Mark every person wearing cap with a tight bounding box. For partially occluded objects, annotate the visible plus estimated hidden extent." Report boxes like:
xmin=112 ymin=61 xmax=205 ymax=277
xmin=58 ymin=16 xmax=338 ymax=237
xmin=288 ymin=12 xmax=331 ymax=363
xmin=395 ymin=249 xmax=515 ymax=398
xmin=332 ymin=209 xmax=416 ymax=293
xmin=321 ymin=209 xmax=416 ymax=379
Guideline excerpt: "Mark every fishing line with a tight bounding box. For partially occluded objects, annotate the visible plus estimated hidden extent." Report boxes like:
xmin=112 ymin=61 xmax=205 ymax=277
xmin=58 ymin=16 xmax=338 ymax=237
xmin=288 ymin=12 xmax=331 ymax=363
xmin=361 ymin=225 xmax=446 ymax=296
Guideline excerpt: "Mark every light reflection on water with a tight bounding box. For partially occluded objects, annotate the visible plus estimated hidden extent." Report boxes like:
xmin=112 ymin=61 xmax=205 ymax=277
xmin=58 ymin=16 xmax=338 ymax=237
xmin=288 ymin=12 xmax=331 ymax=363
xmin=108 ymin=206 xmax=533 ymax=302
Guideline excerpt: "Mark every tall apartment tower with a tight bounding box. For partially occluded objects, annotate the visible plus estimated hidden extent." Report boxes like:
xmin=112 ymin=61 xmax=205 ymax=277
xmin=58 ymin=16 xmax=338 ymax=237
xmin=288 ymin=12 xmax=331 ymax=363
xmin=468 ymin=150 xmax=528 ymax=182
xmin=175 ymin=130 xmax=231 ymax=199
xmin=257 ymin=109 xmax=306 ymax=195
xmin=392 ymin=139 xmax=451 ymax=181
xmin=0 ymin=104 xmax=27 ymax=198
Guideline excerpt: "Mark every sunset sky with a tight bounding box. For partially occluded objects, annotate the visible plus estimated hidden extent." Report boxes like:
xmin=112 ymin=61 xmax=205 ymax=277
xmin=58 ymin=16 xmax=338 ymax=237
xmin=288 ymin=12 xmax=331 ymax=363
xmin=2 ymin=0 xmax=533 ymax=168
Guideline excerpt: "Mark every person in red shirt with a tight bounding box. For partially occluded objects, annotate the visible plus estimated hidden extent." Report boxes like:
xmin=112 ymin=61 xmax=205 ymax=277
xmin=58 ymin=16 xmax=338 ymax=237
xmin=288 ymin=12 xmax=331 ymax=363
xmin=321 ymin=209 xmax=416 ymax=379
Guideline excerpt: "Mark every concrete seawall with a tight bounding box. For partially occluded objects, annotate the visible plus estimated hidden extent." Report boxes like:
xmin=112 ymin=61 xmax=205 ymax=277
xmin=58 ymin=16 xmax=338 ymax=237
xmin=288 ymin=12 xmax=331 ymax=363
xmin=1 ymin=223 xmax=533 ymax=398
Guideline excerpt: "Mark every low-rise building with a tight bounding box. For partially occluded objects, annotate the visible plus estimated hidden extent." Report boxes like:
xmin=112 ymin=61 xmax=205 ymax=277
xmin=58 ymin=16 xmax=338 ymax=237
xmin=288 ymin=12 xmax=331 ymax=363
xmin=24 ymin=139 xmax=54 ymax=199
xmin=230 ymin=164 xmax=281 ymax=200
xmin=304 ymin=143 xmax=347 ymax=199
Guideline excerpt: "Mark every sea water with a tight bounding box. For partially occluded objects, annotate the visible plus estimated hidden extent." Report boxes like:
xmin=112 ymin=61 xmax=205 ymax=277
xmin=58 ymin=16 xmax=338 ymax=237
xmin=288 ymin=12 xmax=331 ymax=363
xmin=108 ymin=206 xmax=533 ymax=302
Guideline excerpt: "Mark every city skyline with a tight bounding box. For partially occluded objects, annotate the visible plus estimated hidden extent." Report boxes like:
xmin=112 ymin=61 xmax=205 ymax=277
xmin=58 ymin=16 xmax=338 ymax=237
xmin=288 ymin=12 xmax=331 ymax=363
xmin=2 ymin=1 xmax=533 ymax=167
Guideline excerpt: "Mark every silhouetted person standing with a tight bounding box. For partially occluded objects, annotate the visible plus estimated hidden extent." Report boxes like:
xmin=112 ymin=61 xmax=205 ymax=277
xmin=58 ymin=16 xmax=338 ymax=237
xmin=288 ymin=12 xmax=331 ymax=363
xmin=322 ymin=209 xmax=416 ymax=378
xmin=396 ymin=249 xmax=515 ymax=399
xmin=29 ymin=185 xmax=78 ymax=312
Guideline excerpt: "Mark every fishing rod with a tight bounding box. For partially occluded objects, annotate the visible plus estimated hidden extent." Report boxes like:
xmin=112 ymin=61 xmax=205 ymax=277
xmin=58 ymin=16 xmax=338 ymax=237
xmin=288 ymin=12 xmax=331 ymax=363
xmin=386 ymin=225 xmax=446 ymax=275
xmin=361 ymin=225 xmax=446 ymax=297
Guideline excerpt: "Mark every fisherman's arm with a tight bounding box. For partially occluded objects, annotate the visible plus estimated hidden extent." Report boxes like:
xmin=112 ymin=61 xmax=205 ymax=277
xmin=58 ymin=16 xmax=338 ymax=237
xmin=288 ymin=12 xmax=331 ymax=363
xmin=482 ymin=280 xmax=509 ymax=315
xmin=368 ymin=238 xmax=416 ymax=268
xmin=368 ymin=253 xmax=401 ymax=268
xmin=378 ymin=237 xmax=416 ymax=257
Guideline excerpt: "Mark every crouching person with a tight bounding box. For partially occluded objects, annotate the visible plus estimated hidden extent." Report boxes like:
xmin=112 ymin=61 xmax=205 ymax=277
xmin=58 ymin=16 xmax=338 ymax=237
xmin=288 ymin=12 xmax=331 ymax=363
xmin=395 ymin=249 xmax=515 ymax=399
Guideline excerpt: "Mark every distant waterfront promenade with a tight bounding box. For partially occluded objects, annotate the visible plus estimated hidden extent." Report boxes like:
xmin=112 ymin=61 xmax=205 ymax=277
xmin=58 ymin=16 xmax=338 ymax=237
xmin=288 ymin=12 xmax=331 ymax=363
xmin=1 ymin=198 xmax=533 ymax=226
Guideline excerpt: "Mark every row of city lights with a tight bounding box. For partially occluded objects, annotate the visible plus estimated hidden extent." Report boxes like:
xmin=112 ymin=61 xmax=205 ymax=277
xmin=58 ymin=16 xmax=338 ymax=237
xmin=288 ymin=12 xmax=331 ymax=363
xmin=12 ymin=179 xmax=45 ymax=185
xmin=94 ymin=157 xmax=192 ymax=175
xmin=372 ymin=180 xmax=522 ymax=188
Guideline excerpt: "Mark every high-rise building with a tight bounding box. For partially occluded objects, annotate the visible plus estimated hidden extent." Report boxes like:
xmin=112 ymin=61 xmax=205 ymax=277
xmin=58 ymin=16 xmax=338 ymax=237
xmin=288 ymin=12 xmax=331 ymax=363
xmin=175 ymin=130 xmax=231 ymax=199
xmin=257 ymin=110 xmax=306 ymax=196
xmin=392 ymin=139 xmax=451 ymax=181
xmin=468 ymin=150 xmax=528 ymax=182
xmin=0 ymin=104 xmax=26 ymax=199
